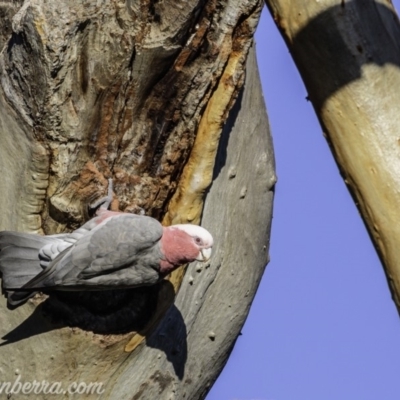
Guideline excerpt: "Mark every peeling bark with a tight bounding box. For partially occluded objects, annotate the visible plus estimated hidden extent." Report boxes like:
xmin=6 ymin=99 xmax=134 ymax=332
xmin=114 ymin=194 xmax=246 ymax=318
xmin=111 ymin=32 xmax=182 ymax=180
xmin=0 ymin=0 xmax=263 ymax=233
xmin=0 ymin=1 xmax=274 ymax=398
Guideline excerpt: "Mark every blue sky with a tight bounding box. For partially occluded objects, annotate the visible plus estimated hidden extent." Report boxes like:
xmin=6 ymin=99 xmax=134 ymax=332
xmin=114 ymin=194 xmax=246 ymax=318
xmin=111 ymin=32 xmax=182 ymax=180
xmin=207 ymin=3 xmax=400 ymax=400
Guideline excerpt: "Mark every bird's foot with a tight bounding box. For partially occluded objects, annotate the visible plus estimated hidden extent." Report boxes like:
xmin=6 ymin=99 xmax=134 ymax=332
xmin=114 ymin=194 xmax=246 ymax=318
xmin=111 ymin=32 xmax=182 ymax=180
xmin=89 ymin=178 xmax=114 ymax=212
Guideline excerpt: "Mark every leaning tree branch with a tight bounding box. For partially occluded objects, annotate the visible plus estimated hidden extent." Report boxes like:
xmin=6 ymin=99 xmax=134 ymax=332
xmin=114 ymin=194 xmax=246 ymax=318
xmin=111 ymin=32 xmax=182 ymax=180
xmin=265 ymin=0 xmax=400 ymax=313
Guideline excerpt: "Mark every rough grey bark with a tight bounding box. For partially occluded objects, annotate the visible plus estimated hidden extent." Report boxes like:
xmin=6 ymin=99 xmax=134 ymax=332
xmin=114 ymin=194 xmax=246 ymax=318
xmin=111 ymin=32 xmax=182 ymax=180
xmin=265 ymin=0 xmax=400 ymax=313
xmin=0 ymin=1 xmax=275 ymax=398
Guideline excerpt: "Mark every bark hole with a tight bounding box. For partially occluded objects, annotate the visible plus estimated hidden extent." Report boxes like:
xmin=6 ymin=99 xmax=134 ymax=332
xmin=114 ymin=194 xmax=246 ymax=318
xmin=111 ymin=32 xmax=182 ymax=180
xmin=38 ymin=282 xmax=169 ymax=334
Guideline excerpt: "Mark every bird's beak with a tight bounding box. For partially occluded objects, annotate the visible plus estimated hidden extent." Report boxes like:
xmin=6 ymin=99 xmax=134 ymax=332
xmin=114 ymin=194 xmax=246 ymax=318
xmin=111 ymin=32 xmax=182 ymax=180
xmin=196 ymin=247 xmax=212 ymax=262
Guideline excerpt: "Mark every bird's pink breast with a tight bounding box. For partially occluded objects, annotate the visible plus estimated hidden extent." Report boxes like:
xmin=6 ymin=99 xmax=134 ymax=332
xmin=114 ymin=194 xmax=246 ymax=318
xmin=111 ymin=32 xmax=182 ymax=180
xmin=159 ymin=228 xmax=199 ymax=274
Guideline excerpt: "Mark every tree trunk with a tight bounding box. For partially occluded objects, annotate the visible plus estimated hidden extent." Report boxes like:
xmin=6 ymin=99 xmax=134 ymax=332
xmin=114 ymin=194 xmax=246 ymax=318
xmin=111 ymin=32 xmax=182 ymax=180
xmin=264 ymin=0 xmax=400 ymax=313
xmin=0 ymin=1 xmax=275 ymax=398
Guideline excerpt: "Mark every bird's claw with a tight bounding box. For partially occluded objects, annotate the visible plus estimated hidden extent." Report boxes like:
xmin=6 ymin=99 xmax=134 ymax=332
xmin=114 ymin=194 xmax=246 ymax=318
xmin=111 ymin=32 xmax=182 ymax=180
xmin=89 ymin=178 xmax=114 ymax=212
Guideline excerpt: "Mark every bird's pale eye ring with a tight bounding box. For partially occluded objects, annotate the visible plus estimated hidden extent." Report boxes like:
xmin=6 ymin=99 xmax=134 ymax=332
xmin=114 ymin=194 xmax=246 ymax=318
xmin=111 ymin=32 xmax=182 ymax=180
xmin=195 ymin=237 xmax=202 ymax=244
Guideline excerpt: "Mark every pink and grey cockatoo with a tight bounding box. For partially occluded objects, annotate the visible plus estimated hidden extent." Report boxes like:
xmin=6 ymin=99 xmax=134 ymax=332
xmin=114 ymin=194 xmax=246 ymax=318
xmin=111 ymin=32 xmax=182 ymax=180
xmin=0 ymin=181 xmax=213 ymax=308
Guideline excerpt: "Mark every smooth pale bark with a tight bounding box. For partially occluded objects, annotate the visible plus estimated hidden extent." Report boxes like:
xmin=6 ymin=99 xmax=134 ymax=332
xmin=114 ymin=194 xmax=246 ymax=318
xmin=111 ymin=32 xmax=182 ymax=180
xmin=265 ymin=0 xmax=400 ymax=311
xmin=0 ymin=1 xmax=275 ymax=398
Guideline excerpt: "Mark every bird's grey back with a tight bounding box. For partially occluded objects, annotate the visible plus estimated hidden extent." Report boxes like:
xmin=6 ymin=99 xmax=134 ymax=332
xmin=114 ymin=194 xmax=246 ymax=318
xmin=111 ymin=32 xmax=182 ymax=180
xmin=23 ymin=214 xmax=165 ymax=290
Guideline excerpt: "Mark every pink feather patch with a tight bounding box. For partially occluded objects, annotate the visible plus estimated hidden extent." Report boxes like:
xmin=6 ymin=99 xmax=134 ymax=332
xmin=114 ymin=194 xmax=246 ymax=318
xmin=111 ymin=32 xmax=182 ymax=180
xmin=159 ymin=227 xmax=199 ymax=275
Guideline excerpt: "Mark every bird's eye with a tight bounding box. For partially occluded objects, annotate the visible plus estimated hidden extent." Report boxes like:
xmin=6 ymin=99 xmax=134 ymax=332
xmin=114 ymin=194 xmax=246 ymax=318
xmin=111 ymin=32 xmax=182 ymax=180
xmin=195 ymin=237 xmax=202 ymax=244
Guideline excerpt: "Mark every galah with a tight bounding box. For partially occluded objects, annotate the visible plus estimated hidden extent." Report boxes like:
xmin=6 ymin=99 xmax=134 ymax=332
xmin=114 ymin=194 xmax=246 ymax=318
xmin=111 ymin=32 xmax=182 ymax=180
xmin=0 ymin=184 xmax=213 ymax=309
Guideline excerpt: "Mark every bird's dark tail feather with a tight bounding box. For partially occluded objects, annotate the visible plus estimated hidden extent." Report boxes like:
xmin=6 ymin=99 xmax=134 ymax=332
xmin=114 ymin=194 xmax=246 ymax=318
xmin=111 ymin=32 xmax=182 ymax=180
xmin=6 ymin=290 xmax=38 ymax=309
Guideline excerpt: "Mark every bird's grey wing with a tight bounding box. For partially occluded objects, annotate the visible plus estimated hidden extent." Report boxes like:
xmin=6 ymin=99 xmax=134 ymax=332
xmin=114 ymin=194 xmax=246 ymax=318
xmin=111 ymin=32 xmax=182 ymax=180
xmin=23 ymin=214 xmax=163 ymax=289
xmin=21 ymin=245 xmax=74 ymax=289
xmin=79 ymin=214 xmax=163 ymax=277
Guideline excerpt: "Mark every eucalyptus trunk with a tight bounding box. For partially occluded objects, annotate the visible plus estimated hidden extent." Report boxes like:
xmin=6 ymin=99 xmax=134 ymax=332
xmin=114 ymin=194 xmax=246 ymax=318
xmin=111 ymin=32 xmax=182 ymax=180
xmin=0 ymin=1 xmax=275 ymax=398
